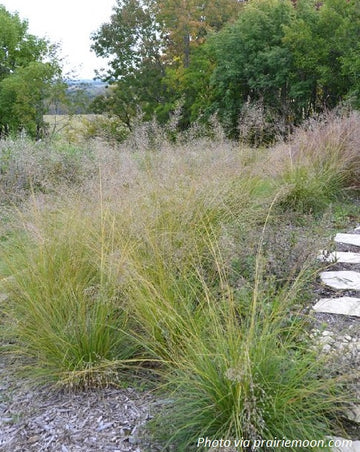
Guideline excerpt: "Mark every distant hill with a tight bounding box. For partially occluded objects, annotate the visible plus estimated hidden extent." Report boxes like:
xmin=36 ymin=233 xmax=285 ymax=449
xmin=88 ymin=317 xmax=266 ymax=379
xmin=66 ymin=79 xmax=108 ymax=99
xmin=47 ymin=80 xmax=108 ymax=115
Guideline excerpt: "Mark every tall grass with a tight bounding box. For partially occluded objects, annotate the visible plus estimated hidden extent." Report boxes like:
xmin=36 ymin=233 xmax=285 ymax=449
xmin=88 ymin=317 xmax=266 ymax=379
xmin=1 ymin=201 xmax=139 ymax=387
xmin=271 ymin=111 xmax=360 ymax=214
xmin=140 ymin=206 xmax=350 ymax=451
xmin=148 ymin=244 xmax=349 ymax=451
xmin=0 ymin=111 xmax=358 ymax=445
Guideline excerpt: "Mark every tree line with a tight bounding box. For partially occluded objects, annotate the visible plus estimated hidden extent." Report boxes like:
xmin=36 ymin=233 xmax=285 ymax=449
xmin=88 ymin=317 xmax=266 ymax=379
xmin=0 ymin=0 xmax=359 ymax=140
xmin=91 ymin=0 xmax=360 ymax=141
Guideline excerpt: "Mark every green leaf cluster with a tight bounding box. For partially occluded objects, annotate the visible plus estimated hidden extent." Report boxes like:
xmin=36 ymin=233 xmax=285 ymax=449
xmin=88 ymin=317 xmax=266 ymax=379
xmin=90 ymin=0 xmax=242 ymax=132
xmin=0 ymin=6 xmax=62 ymax=138
xmin=91 ymin=0 xmax=360 ymax=140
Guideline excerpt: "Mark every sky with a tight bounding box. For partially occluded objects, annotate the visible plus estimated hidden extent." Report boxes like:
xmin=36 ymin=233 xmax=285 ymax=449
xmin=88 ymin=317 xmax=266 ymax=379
xmin=1 ymin=0 xmax=116 ymax=79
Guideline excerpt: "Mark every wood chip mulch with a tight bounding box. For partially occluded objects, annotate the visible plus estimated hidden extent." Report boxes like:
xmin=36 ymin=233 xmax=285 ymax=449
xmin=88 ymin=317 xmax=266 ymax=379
xmin=0 ymin=360 xmax=163 ymax=452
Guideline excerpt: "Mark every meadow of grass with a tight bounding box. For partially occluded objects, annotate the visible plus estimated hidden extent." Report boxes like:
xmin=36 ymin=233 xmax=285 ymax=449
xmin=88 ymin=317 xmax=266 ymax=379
xmin=44 ymin=113 xmax=129 ymax=143
xmin=1 ymin=111 xmax=360 ymax=450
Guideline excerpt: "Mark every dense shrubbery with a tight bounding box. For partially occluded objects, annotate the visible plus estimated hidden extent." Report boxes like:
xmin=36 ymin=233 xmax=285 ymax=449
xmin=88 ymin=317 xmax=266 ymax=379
xmin=0 ymin=112 xmax=359 ymax=449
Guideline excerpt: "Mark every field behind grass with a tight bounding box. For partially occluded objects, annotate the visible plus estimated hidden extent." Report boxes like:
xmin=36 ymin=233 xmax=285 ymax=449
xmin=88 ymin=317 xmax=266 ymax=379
xmin=1 ymin=111 xmax=360 ymax=450
xmin=43 ymin=114 xmax=129 ymax=143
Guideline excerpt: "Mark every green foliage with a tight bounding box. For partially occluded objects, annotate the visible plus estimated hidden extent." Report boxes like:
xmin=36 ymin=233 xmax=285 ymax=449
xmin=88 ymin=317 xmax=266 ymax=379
xmin=207 ymin=0 xmax=294 ymax=137
xmin=0 ymin=6 xmax=48 ymax=78
xmin=81 ymin=114 xmax=129 ymax=142
xmin=279 ymin=164 xmax=342 ymax=215
xmin=277 ymin=111 xmax=360 ymax=214
xmin=204 ymin=0 xmax=360 ymax=138
xmin=90 ymin=0 xmax=243 ymax=130
xmin=87 ymin=0 xmax=360 ymax=138
xmin=152 ymin=285 xmax=345 ymax=451
xmin=1 ymin=205 xmax=139 ymax=387
xmin=90 ymin=0 xmax=360 ymax=139
xmin=90 ymin=0 xmax=166 ymax=127
xmin=0 ymin=6 xmax=63 ymax=139
xmin=282 ymin=0 xmax=357 ymax=116
xmin=0 ymin=138 xmax=93 ymax=203
xmin=0 ymin=62 xmax=59 ymax=138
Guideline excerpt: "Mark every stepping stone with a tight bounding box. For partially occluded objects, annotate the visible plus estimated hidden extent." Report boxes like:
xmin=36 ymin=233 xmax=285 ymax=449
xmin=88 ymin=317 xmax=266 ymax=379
xmin=330 ymin=437 xmax=360 ymax=452
xmin=345 ymin=404 xmax=360 ymax=424
xmin=320 ymin=271 xmax=360 ymax=290
xmin=313 ymin=297 xmax=360 ymax=317
xmin=318 ymin=251 xmax=360 ymax=264
xmin=335 ymin=233 xmax=360 ymax=247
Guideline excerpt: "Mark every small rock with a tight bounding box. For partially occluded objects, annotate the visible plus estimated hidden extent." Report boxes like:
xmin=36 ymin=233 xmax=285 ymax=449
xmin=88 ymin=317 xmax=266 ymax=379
xmin=322 ymin=331 xmax=334 ymax=337
xmin=28 ymin=435 xmax=40 ymax=444
xmin=345 ymin=405 xmax=360 ymax=424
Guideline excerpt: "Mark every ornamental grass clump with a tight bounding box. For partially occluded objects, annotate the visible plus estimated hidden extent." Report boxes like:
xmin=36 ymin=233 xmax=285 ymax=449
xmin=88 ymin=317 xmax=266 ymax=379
xmin=149 ymin=244 xmax=349 ymax=452
xmin=0 ymin=200 xmax=139 ymax=387
xmin=273 ymin=111 xmax=360 ymax=215
xmin=0 ymin=140 xmax=265 ymax=387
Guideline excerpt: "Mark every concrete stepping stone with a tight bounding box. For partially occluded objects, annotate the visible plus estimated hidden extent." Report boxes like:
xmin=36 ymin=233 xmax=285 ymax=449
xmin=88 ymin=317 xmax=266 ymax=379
xmin=335 ymin=233 xmax=360 ymax=247
xmin=318 ymin=251 xmax=360 ymax=264
xmin=345 ymin=404 xmax=360 ymax=424
xmin=313 ymin=297 xmax=360 ymax=317
xmin=320 ymin=271 xmax=360 ymax=290
xmin=330 ymin=437 xmax=360 ymax=452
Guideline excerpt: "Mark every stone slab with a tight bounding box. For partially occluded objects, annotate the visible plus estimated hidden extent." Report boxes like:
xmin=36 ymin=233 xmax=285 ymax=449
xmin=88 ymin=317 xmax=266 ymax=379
xmin=320 ymin=271 xmax=360 ymax=290
xmin=318 ymin=251 xmax=360 ymax=264
xmin=313 ymin=297 xmax=360 ymax=317
xmin=345 ymin=404 xmax=360 ymax=424
xmin=330 ymin=437 xmax=360 ymax=452
xmin=335 ymin=233 xmax=360 ymax=247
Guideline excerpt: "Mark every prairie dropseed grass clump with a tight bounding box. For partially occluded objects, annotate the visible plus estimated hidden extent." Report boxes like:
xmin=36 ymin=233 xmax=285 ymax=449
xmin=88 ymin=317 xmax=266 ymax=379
xmin=273 ymin=111 xmax=360 ymax=215
xmin=0 ymin=112 xmax=359 ymax=448
xmin=0 ymin=202 xmax=139 ymax=387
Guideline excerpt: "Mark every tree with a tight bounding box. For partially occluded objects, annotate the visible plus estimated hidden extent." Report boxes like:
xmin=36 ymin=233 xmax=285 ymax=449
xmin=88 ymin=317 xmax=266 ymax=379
xmin=0 ymin=6 xmax=62 ymax=138
xmin=90 ymin=0 xmax=243 ymax=130
xmin=205 ymin=0 xmax=360 ymax=139
xmin=157 ymin=0 xmax=243 ymax=68
xmin=0 ymin=62 xmax=62 ymax=138
xmin=208 ymin=0 xmax=294 ymax=137
xmin=91 ymin=0 xmax=166 ymax=128
xmin=282 ymin=0 xmax=357 ymax=117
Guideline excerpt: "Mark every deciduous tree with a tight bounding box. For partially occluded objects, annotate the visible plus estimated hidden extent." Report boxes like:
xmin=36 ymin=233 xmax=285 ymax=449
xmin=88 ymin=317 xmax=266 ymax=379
xmin=0 ymin=6 xmax=62 ymax=138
